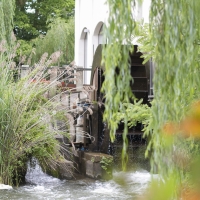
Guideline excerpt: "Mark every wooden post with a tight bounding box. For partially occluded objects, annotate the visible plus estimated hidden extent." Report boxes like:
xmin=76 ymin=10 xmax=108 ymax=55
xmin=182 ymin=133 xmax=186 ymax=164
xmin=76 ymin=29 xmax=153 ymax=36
xmin=21 ymin=65 xmax=29 ymax=78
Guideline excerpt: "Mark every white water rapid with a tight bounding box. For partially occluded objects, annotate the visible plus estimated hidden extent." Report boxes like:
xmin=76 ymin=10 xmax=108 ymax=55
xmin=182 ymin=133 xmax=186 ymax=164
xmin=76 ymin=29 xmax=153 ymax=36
xmin=0 ymin=159 xmax=154 ymax=200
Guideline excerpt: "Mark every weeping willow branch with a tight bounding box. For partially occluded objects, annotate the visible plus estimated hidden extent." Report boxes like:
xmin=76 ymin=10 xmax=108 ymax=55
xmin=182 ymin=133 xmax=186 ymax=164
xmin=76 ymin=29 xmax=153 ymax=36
xmin=146 ymin=0 xmax=200 ymax=175
xmin=102 ymin=0 xmax=138 ymax=138
xmin=102 ymin=0 xmax=142 ymax=170
xmin=0 ymin=0 xmax=15 ymax=43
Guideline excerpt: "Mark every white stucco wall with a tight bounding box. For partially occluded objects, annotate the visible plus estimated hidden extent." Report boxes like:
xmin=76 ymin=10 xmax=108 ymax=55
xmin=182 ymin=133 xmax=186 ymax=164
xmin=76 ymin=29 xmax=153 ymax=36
xmin=142 ymin=0 xmax=151 ymax=23
xmin=75 ymin=0 xmax=108 ymax=84
xmin=75 ymin=0 xmax=150 ymax=84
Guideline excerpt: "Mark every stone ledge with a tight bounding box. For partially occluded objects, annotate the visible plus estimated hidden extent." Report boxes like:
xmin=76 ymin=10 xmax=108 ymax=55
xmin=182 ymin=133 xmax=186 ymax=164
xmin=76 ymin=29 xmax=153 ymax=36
xmin=85 ymin=160 xmax=102 ymax=179
xmin=84 ymin=152 xmax=113 ymax=163
xmin=83 ymin=152 xmax=113 ymax=180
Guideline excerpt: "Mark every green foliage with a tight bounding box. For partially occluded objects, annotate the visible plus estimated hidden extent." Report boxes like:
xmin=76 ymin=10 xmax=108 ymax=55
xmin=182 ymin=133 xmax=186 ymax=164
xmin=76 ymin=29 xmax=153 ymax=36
xmin=32 ymin=17 xmax=74 ymax=65
xmin=0 ymin=0 xmax=15 ymax=43
xmin=111 ymin=100 xmax=151 ymax=170
xmin=100 ymin=156 xmax=113 ymax=174
xmin=14 ymin=0 xmax=75 ymax=40
xmin=104 ymin=0 xmax=200 ymax=198
xmin=143 ymin=172 xmax=179 ymax=200
xmin=133 ymin=22 xmax=155 ymax=63
xmin=0 ymin=0 xmax=74 ymax=186
xmin=102 ymin=0 xmax=137 ymax=143
xmin=16 ymin=39 xmax=33 ymax=62
xmin=146 ymin=0 xmax=200 ymax=176
xmin=14 ymin=0 xmax=75 ymax=64
xmin=0 ymin=38 xmax=73 ymax=186
xmin=113 ymin=100 xmax=151 ymax=128
xmin=14 ymin=5 xmax=39 ymax=40
xmin=103 ymin=0 xmax=147 ymax=170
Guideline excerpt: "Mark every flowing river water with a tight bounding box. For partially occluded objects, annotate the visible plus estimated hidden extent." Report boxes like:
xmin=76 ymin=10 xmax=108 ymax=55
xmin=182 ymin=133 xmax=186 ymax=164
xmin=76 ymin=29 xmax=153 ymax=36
xmin=0 ymin=160 xmax=153 ymax=200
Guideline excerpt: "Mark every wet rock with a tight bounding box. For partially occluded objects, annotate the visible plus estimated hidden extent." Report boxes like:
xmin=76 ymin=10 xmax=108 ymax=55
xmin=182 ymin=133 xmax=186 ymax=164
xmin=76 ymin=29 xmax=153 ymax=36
xmin=57 ymin=160 xmax=74 ymax=179
xmin=46 ymin=159 xmax=74 ymax=180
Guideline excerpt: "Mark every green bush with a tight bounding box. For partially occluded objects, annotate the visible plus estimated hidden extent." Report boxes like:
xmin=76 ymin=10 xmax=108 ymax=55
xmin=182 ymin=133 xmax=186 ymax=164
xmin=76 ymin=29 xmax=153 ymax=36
xmin=0 ymin=38 xmax=72 ymax=186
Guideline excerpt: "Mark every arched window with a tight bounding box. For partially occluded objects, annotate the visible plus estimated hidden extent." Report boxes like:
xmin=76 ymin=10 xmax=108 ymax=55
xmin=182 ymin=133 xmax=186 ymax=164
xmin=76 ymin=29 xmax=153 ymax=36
xmin=98 ymin=24 xmax=103 ymax=45
xmin=79 ymin=28 xmax=89 ymax=84
xmin=93 ymin=22 xmax=105 ymax=55
xmin=84 ymin=29 xmax=88 ymax=69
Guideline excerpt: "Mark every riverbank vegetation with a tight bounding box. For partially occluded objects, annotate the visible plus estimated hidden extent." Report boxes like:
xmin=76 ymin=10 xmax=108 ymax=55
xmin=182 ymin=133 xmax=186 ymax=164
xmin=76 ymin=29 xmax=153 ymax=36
xmin=0 ymin=0 xmax=75 ymax=186
xmin=0 ymin=37 xmax=73 ymax=186
xmin=103 ymin=0 xmax=200 ymax=199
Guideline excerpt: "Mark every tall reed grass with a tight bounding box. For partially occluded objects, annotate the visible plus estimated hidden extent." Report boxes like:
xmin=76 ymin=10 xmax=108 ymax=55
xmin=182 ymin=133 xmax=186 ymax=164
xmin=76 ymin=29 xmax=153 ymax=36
xmin=0 ymin=38 xmax=75 ymax=185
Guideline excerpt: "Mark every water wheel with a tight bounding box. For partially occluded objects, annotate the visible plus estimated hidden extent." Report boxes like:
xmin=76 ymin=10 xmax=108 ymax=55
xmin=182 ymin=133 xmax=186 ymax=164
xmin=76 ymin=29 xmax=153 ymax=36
xmin=88 ymin=45 xmax=151 ymax=155
xmin=89 ymin=45 xmax=109 ymax=153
